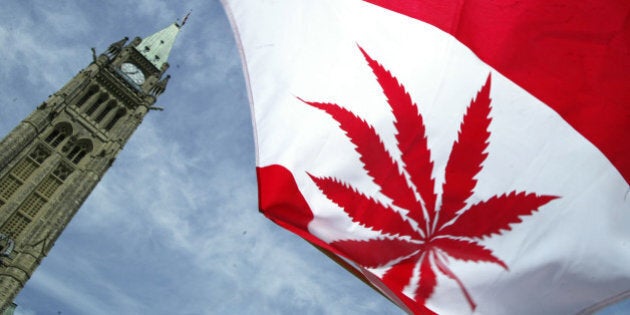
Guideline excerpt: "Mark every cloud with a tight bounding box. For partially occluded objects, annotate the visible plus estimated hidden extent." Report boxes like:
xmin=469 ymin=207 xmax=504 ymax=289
xmin=27 ymin=262 xmax=145 ymax=315
xmin=13 ymin=306 xmax=36 ymax=315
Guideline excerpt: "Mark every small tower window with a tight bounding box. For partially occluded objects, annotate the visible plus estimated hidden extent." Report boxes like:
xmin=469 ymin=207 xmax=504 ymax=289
xmin=75 ymin=86 xmax=99 ymax=108
xmin=105 ymin=108 xmax=126 ymax=131
xmin=66 ymin=139 xmax=92 ymax=164
xmin=45 ymin=123 xmax=72 ymax=148
xmin=85 ymin=94 xmax=109 ymax=116
xmin=73 ymin=151 xmax=87 ymax=164
xmin=95 ymin=100 xmax=117 ymax=124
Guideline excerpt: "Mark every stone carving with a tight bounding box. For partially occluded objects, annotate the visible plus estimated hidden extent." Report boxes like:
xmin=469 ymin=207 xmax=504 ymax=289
xmin=0 ymin=234 xmax=15 ymax=266
xmin=106 ymin=37 xmax=129 ymax=58
xmin=150 ymin=75 xmax=170 ymax=96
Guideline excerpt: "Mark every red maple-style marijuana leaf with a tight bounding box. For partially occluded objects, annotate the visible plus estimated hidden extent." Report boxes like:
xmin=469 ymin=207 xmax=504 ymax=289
xmin=301 ymin=46 xmax=558 ymax=310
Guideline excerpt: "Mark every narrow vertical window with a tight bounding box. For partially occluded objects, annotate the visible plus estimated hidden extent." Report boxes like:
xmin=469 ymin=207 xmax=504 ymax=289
xmin=66 ymin=139 xmax=92 ymax=165
xmin=85 ymin=94 xmax=108 ymax=116
xmin=105 ymin=108 xmax=126 ymax=131
xmin=75 ymin=85 xmax=99 ymax=108
xmin=44 ymin=123 xmax=72 ymax=148
xmin=44 ymin=129 xmax=60 ymax=144
xmin=95 ymin=100 xmax=116 ymax=123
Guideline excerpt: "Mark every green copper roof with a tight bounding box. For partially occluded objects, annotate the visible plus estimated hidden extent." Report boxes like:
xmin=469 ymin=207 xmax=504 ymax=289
xmin=136 ymin=23 xmax=181 ymax=70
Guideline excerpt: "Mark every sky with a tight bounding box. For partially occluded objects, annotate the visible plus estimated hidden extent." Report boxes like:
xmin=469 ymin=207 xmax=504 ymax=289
xmin=0 ymin=1 xmax=627 ymax=315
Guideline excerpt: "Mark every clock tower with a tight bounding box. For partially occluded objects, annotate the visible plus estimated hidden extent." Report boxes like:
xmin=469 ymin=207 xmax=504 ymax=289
xmin=0 ymin=21 xmax=184 ymax=310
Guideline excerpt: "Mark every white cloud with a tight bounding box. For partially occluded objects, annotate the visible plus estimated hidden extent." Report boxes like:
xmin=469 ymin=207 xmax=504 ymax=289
xmin=13 ymin=307 xmax=36 ymax=315
xmin=28 ymin=267 xmax=143 ymax=315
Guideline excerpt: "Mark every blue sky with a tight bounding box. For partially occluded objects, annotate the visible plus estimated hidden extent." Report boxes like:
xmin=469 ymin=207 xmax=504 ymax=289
xmin=0 ymin=1 xmax=627 ymax=314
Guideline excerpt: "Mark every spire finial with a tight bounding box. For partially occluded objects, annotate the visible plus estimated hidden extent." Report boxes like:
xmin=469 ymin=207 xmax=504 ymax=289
xmin=181 ymin=11 xmax=191 ymax=27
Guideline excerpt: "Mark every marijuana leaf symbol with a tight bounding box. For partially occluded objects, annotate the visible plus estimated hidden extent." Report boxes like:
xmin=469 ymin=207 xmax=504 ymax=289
xmin=301 ymin=46 xmax=558 ymax=310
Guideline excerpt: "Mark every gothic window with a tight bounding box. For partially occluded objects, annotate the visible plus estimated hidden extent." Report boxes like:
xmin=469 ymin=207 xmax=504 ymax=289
xmin=95 ymin=100 xmax=117 ymax=123
xmin=75 ymin=85 xmax=99 ymax=108
xmin=66 ymin=139 xmax=92 ymax=164
xmin=45 ymin=123 xmax=72 ymax=148
xmin=85 ymin=94 xmax=109 ymax=116
xmin=68 ymin=147 xmax=82 ymax=162
xmin=45 ymin=129 xmax=59 ymax=143
xmin=105 ymin=108 xmax=126 ymax=131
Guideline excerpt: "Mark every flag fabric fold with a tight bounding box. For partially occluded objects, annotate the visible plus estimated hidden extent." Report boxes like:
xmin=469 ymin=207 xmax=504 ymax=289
xmin=221 ymin=0 xmax=630 ymax=313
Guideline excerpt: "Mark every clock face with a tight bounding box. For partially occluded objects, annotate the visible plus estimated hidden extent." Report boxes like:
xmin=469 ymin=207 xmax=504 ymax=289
xmin=120 ymin=62 xmax=145 ymax=85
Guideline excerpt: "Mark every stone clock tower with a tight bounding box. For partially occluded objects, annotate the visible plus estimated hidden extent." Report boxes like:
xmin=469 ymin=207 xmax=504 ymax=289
xmin=0 ymin=21 xmax=184 ymax=310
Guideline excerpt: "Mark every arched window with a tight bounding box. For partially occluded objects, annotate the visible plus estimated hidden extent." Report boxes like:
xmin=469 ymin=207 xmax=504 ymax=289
xmin=105 ymin=108 xmax=126 ymax=131
xmin=66 ymin=139 xmax=93 ymax=164
xmin=44 ymin=123 xmax=73 ymax=148
xmin=75 ymin=85 xmax=99 ymax=108
xmin=95 ymin=100 xmax=117 ymax=123
xmin=85 ymin=94 xmax=109 ymax=116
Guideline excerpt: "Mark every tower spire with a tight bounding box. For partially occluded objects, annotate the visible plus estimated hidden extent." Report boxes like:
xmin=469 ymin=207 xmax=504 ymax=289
xmin=136 ymin=19 xmax=184 ymax=71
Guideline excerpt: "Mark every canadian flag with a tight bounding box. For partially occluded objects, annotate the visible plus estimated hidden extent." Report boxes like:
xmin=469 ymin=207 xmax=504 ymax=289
xmin=221 ymin=0 xmax=630 ymax=314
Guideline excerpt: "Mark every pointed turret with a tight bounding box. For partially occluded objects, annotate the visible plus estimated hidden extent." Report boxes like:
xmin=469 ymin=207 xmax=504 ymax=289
xmin=135 ymin=22 xmax=181 ymax=71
